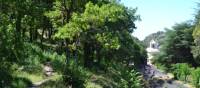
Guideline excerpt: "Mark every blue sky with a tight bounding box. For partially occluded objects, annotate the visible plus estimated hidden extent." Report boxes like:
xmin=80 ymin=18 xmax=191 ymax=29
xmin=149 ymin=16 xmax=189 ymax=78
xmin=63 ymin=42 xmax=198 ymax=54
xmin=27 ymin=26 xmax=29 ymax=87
xmin=121 ymin=0 xmax=198 ymax=40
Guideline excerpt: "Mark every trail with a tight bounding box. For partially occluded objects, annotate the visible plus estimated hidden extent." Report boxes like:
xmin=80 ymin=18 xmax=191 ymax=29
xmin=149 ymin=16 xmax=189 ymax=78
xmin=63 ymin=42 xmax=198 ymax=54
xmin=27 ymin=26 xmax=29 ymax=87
xmin=141 ymin=64 xmax=192 ymax=88
xmin=143 ymin=41 xmax=193 ymax=88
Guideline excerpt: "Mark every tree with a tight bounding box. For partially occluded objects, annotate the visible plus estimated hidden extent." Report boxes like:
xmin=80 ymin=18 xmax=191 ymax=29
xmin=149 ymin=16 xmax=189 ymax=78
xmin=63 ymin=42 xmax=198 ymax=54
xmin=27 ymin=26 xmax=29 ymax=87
xmin=55 ymin=2 xmax=140 ymax=67
xmin=192 ymin=6 xmax=200 ymax=65
xmin=155 ymin=22 xmax=196 ymax=67
xmin=0 ymin=0 xmax=146 ymax=87
xmin=192 ymin=22 xmax=200 ymax=65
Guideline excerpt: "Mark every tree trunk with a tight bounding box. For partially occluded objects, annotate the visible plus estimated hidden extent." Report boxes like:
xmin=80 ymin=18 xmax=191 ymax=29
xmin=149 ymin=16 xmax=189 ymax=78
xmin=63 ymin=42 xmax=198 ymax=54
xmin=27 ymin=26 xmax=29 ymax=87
xmin=29 ymin=28 xmax=33 ymax=42
xmin=22 ymin=28 xmax=25 ymax=38
xmin=84 ymin=42 xmax=93 ymax=67
xmin=33 ymin=29 xmax=38 ymax=41
xmin=40 ymin=28 xmax=45 ymax=49
xmin=96 ymin=45 xmax=101 ymax=66
xmin=16 ymin=13 xmax=22 ymax=40
xmin=48 ymin=27 xmax=52 ymax=40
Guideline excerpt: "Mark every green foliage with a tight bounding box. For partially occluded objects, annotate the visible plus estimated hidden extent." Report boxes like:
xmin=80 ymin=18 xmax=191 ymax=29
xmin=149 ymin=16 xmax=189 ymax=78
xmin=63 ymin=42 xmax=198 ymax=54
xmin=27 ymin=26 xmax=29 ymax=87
xmin=0 ymin=64 xmax=12 ymax=87
xmin=0 ymin=0 xmax=146 ymax=87
xmin=171 ymin=63 xmax=191 ymax=82
xmin=21 ymin=43 xmax=65 ymax=73
xmin=155 ymin=22 xmax=195 ymax=66
xmin=191 ymin=45 xmax=200 ymax=65
xmin=54 ymin=2 xmax=137 ymax=50
xmin=120 ymin=70 xmax=142 ymax=88
xmin=193 ymin=9 xmax=200 ymax=39
xmin=0 ymin=20 xmax=24 ymax=62
xmin=190 ymin=3 xmax=200 ymax=66
xmin=193 ymin=24 xmax=200 ymax=39
xmin=63 ymin=61 xmax=92 ymax=88
xmin=84 ymin=82 xmax=102 ymax=88
xmin=192 ymin=12 xmax=200 ymax=65
xmin=54 ymin=1 xmax=144 ymax=69
xmin=112 ymin=35 xmax=146 ymax=67
xmin=0 ymin=41 xmax=66 ymax=87
xmin=152 ymin=7 xmax=200 ymax=88
xmin=104 ymin=61 xmax=143 ymax=88
xmin=153 ymin=62 xmax=168 ymax=72
xmin=11 ymin=77 xmax=32 ymax=88
xmin=191 ymin=68 xmax=200 ymax=88
xmin=40 ymin=79 xmax=66 ymax=88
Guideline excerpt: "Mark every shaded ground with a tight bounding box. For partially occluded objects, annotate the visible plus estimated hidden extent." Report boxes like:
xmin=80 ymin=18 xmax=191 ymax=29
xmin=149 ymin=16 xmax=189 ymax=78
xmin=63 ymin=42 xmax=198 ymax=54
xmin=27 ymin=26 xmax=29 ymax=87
xmin=140 ymin=64 xmax=192 ymax=88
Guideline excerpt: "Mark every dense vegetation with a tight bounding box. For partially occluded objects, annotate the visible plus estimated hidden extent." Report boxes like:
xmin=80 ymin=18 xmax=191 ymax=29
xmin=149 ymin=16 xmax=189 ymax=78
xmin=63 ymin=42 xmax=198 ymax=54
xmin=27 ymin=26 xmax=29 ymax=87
xmin=154 ymin=22 xmax=195 ymax=66
xmin=3 ymin=0 xmax=200 ymax=88
xmin=0 ymin=0 xmax=147 ymax=87
xmin=152 ymin=4 xmax=200 ymax=88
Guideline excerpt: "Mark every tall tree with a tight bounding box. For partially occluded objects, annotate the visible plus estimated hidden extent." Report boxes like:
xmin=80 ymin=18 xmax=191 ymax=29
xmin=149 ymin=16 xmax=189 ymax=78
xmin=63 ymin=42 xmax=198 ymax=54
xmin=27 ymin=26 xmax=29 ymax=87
xmin=155 ymin=22 xmax=196 ymax=66
xmin=55 ymin=2 xmax=139 ymax=67
xmin=192 ymin=7 xmax=200 ymax=65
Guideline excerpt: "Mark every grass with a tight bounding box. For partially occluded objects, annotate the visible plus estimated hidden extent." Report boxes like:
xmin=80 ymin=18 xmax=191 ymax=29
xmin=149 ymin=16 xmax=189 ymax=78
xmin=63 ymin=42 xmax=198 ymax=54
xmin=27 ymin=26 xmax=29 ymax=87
xmin=87 ymin=74 xmax=118 ymax=88
xmin=154 ymin=62 xmax=168 ymax=72
xmin=13 ymin=70 xmax=62 ymax=83
xmin=85 ymin=82 xmax=102 ymax=88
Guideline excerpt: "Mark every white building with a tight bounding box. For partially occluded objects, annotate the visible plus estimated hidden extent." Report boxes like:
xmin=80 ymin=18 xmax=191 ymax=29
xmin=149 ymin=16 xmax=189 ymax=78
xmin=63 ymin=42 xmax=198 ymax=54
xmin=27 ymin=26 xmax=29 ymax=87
xmin=146 ymin=39 xmax=159 ymax=65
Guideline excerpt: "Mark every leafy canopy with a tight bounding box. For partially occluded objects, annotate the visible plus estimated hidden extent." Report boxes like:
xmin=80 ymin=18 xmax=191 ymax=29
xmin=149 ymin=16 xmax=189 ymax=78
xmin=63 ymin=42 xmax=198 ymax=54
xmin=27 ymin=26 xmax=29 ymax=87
xmin=55 ymin=2 xmax=137 ymax=50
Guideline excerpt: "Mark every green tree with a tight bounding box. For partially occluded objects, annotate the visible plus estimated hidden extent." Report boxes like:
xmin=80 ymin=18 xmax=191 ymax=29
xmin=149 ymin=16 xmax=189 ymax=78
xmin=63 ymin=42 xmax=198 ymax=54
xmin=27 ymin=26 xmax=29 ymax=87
xmin=0 ymin=0 xmax=146 ymax=87
xmin=155 ymin=22 xmax=196 ymax=67
xmin=192 ymin=6 xmax=200 ymax=65
xmin=55 ymin=2 xmax=140 ymax=67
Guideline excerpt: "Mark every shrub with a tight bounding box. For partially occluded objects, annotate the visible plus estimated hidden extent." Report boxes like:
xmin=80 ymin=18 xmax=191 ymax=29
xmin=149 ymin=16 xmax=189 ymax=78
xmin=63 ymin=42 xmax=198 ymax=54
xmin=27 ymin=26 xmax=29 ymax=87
xmin=19 ymin=43 xmax=44 ymax=74
xmin=171 ymin=63 xmax=191 ymax=82
xmin=191 ymin=68 xmax=200 ymax=88
xmin=84 ymin=82 xmax=102 ymax=88
xmin=22 ymin=43 xmax=66 ymax=74
xmin=40 ymin=79 xmax=66 ymax=88
xmin=11 ymin=77 xmax=32 ymax=88
xmin=154 ymin=62 xmax=167 ymax=72
xmin=0 ymin=64 xmax=12 ymax=88
xmin=120 ymin=69 xmax=142 ymax=88
xmin=42 ymin=51 xmax=66 ymax=73
xmin=63 ymin=61 xmax=91 ymax=88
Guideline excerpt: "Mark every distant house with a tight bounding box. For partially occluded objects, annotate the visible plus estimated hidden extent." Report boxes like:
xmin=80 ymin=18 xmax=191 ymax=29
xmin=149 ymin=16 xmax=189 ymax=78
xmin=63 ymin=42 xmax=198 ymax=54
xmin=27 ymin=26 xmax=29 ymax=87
xmin=146 ymin=39 xmax=159 ymax=53
xmin=146 ymin=39 xmax=159 ymax=64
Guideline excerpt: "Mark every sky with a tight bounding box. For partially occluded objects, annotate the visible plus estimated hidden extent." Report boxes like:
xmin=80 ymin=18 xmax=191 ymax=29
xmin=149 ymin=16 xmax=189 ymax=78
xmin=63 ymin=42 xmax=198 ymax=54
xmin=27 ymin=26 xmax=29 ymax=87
xmin=121 ymin=0 xmax=199 ymax=40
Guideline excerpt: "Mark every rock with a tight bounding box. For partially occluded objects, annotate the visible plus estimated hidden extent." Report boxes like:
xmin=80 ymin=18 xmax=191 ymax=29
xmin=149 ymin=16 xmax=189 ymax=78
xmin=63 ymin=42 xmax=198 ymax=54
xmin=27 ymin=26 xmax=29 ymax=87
xmin=44 ymin=62 xmax=53 ymax=77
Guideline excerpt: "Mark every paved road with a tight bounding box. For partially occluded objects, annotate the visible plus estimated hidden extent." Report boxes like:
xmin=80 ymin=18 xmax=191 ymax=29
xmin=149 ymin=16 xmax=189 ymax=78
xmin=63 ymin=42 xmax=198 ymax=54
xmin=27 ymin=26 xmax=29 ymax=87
xmin=141 ymin=65 xmax=191 ymax=88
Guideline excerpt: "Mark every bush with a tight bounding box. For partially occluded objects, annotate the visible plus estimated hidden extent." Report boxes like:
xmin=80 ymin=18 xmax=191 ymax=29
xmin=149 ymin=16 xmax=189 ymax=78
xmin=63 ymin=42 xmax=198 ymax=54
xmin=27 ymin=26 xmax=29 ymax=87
xmin=191 ymin=68 xmax=200 ymax=88
xmin=152 ymin=53 xmax=171 ymax=71
xmin=22 ymin=43 xmax=66 ymax=74
xmin=17 ymin=43 xmax=44 ymax=74
xmin=154 ymin=62 xmax=167 ymax=72
xmin=63 ymin=61 xmax=91 ymax=88
xmin=11 ymin=77 xmax=32 ymax=88
xmin=40 ymin=79 xmax=67 ymax=88
xmin=0 ymin=65 xmax=12 ymax=88
xmin=104 ymin=62 xmax=143 ymax=88
xmin=120 ymin=69 xmax=142 ymax=88
xmin=42 ymin=51 xmax=66 ymax=73
xmin=171 ymin=63 xmax=191 ymax=82
xmin=84 ymin=82 xmax=102 ymax=88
